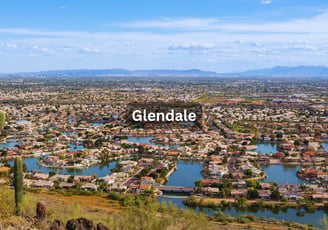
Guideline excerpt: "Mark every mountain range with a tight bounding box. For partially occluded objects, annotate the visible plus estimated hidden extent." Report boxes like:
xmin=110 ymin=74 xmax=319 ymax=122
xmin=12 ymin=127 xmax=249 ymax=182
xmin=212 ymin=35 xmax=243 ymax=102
xmin=1 ymin=66 xmax=328 ymax=77
xmin=238 ymin=66 xmax=328 ymax=77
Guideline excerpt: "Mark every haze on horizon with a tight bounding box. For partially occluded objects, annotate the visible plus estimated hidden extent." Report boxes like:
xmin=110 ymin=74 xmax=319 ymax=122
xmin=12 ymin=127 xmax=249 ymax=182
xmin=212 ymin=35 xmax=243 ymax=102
xmin=1 ymin=0 xmax=328 ymax=73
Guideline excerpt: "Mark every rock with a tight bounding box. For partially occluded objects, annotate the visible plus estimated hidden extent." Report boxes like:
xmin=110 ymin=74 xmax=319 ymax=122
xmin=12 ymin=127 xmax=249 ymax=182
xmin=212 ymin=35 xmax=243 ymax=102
xmin=36 ymin=201 xmax=47 ymax=221
xmin=50 ymin=219 xmax=65 ymax=230
xmin=96 ymin=223 xmax=109 ymax=230
xmin=66 ymin=217 xmax=95 ymax=230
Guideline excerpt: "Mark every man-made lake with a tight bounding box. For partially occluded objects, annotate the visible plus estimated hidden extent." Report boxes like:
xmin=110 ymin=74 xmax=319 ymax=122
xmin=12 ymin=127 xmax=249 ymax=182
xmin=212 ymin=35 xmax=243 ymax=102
xmin=92 ymin=123 xmax=104 ymax=127
xmin=0 ymin=140 xmax=19 ymax=149
xmin=69 ymin=144 xmax=84 ymax=152
xmin=165 ymin=161 xmax=203 ymax=187
xmin=127 ymin=136 xmax=180 ymax=148
xmin=62 ymin=131 xmax=75 ymax=136
xmin=157 ymin=196 xmax=325 ymax=228
xmin=16 ymin=119 xmax=29 ymax=124
xmin=261 ymin=164 xmax=309 ymax=184
xmin=9 ymin=157 xmax=116 ymax=177
xmin=158 ymin=161 xmax=323 ymax=228
xmin=7 ymin=144 xmax=116 ymax=176
xmin=251 ymin=143 xmax=278 ymax=154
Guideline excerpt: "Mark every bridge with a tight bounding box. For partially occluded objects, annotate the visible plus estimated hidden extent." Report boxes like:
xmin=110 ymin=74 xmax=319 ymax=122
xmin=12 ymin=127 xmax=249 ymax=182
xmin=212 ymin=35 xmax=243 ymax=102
xmin=156 ymin=186 xmax=194 ymax=193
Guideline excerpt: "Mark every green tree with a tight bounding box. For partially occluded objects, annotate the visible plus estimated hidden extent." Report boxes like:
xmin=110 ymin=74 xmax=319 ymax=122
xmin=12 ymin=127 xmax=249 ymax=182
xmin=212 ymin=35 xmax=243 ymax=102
xmin=270 ymin=190 xmax=281 ymax=201
xmin=248 ymin=189 xmax=259 ymax=199
xmin=0 ymin=110 xmax=6 ymax=130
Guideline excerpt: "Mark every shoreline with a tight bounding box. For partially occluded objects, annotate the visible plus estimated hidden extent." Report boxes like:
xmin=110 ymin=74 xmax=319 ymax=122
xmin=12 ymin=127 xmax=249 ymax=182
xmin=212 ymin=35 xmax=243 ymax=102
xmin=37 ymin=160 xmax=99 ymax=169
xmin=185 ymin=197 xmax=325 ymax=210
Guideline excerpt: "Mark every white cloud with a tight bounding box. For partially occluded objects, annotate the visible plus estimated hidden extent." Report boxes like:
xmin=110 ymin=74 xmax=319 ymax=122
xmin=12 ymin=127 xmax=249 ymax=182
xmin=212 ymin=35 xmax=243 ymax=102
xmin=1 ymin=10 xmax=328 ymax=72
xmin=79 ymin=48 xmax=104 ymax=54
xmin=122 ymin=17 xmax=218 ymax=30
xmin=168 ymin=43 xmax=215 ymax=51
xmin=0 ymin=42 xmax=18 ymax=49
xmin=261 ymin=0 xmax=272 ymax=5
xmin=119 ymin=10 xmax=328 ymax=34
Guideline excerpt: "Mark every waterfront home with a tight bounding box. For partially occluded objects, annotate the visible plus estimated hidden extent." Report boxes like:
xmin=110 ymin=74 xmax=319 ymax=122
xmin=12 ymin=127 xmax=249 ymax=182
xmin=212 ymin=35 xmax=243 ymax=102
xmin=108 ymin=182 xmax=127 ymax=192
xmin=278 ymin=184 xmax=300 ymax=193
xmin=208 ymin=164 xmax=228 ymax=178
xmin=73 ymin=175 xmax=93 ymax=182
xmin=49 ymin=174 xmax=70 ymax=182
xmin=119 ymin=160 xmax=138 ymax=167
xmin=312 ymin=157 xmax=326 ymax=164
xmin=260 ymin=183 xmax=271 ymax=190
xmin=232 ymin=181 xmax=247 ymax=189
xmin=200 ymin=179 xmax=220 ymax=187
xmin=140 ymin=176 xmax=155 ymax=185
xmin=81 ymin=183 xmax=98 ymax=191
xmin=282 ymin=192 xmax=303 ymax=201
xmin=284 ymin=157 xmax=299 ymax=163
xmin=202 ymin=187 xmax=220 ymax=196
xmin=33 ymin=173 xmax=49 ymax=180
xmin=32 ymin=180 xmax=54 ymax=188
xmin=23 ymin=179 xmax=33 ymax=187
xmin=312 ymin=193 xmax=328 ymax=202
xmin=280 ymin=143 xmax=294 ymax=151
xmin=231 ymin=189 xmax=248 ymax=198
xmin=59 ymin=182 xmax=75 ymax=189
xmin=101 ymin=172 xmax=129 ymax=185
xmin=138 ymin=184 xmax=152 ymax=192
xmin=259 ymin=190 xmax=271 ymax=200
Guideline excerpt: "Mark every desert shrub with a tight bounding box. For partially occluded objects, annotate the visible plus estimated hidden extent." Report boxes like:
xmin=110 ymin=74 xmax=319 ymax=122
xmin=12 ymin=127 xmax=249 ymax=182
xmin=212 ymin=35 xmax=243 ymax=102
xmin=0 ymin=186 xmax=15 ymax=219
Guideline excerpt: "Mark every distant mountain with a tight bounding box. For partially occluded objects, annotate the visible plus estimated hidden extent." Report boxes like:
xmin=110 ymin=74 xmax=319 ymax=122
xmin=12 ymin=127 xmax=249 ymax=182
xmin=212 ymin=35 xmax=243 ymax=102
xmin=238 ymin=66 xmax=328 ymax=77
xmin=1 ymin=69 xmax=219 ymax=77
xmin=2 ymin=66 xmax=328 ymax=77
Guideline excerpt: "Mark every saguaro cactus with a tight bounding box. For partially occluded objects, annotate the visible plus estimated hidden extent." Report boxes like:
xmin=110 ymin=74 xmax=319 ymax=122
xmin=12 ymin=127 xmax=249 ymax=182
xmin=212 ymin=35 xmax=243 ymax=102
xmin=14 ymin=157 xmax=23 ymax=216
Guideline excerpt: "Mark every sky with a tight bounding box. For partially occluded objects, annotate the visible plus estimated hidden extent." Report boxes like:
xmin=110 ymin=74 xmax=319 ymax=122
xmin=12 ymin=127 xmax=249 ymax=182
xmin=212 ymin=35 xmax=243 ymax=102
xmin=0 ymin=0 xmax=328 ymax=73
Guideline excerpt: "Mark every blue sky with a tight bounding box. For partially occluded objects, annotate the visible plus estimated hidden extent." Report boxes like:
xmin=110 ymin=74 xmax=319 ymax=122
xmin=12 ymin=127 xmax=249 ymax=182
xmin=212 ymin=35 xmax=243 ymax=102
xmin=1 ymin=0 xmax=328 ymax=73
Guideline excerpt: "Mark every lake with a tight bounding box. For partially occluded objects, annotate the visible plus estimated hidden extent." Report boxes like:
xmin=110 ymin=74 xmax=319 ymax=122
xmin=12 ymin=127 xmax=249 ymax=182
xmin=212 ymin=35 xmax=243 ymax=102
xmin=158 ymin=161 xmax=322 ymax=228
xmin=16 ymin=119 xmax=29 ymax=124
xmin=251 ymin=143 xmax=278 ymax=154
xmin=9 ymin=157 xmax=117 ymax=177
xmin=165 ymin=161 xmax=203 ymax=187
xmin=127 ymin=136 xmax=181 ymax=148
xmin=92 ymin=123 xmax=104 ymax=127
xmin=7 ymin=144 xmax=117 ymax=176
xmin=69 ymin=144 xmax=84 ymax=152
xmin=0 ymin=140 xmax=19 ymax=149
xmin=261 ymin=164 xmax=310 ymax=184
xmin=157 ymin=196 xmax=326 ymax=228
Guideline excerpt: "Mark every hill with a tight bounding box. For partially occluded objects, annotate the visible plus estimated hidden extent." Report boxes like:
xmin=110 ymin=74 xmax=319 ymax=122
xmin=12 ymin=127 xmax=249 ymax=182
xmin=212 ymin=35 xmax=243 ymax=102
xmin=1 ymin=69 xmax=219 ymax=77
xmin=238 ymin=66 xmax=328 ymax=77
xmin=2 ymin=66 xmax=328 ymax=78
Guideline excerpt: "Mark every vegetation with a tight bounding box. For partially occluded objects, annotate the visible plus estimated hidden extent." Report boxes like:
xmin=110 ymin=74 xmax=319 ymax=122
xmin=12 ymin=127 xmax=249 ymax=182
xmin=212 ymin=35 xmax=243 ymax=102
xmin=14 ymin=157 xmax=23 ymax=216
xmin=0 ymin=110 xmax=6 ymax=130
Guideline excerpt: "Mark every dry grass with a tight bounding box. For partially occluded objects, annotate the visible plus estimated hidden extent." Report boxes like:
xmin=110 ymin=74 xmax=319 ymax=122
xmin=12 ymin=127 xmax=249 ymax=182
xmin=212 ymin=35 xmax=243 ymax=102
xmin=0 ymin=186 xmax=318 ymax=230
